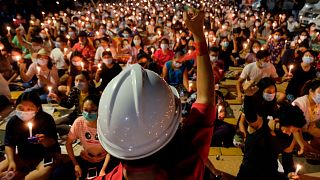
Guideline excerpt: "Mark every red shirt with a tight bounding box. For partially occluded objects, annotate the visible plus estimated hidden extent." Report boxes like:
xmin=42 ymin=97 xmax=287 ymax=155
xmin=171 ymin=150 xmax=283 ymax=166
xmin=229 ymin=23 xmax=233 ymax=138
xmin=154 ymin=49 xmax=174 ymax=68
xmin=72 ymin=43 xmax=96 ymax=60
xmin=95 ymin=103 xmax=215 ymax=180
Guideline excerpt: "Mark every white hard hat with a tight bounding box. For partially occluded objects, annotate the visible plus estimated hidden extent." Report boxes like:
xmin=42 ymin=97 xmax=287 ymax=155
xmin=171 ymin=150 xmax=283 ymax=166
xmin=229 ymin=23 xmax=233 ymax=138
xmin=97 ymin=64 xmax=181 ymax=160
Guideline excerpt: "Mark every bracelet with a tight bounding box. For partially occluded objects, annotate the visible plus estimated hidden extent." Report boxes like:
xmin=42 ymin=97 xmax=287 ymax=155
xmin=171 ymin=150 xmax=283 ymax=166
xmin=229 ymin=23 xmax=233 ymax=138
xmin=193 ymin=41 xmax=209 ymax=56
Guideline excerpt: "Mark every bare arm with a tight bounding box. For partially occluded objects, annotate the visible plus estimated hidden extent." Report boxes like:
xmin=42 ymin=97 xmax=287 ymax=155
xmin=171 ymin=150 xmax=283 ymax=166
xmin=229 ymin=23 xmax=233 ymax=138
xmin=184 ymin=11 xmax=214 ymax=105
xmin=183 ymin=68 xmax=189 ymax=90
xmin=237 ymin=77 xmax=245 ymax=99
xmin=66 ymin=136 xmax=78 ymax=167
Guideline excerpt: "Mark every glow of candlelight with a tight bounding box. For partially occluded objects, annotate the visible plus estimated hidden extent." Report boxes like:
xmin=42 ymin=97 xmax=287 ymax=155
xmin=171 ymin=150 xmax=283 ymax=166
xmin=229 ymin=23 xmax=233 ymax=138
xmin=151 ymin=48 xmax=155 ymax=54
xmin=27 ymin=122 xmax=33 ymax=137
xmin=64 ymin=48 xmax=68 ymax=53
xmin=37 ymin=66 xmax=41 ymax=74
xmin=7 ymin=26 xmax=11 ymax=33
xmin=98 ymin=63 xmax=101 ymax=70
xmin=218 ymin=105 xmax=223 ymax=113
xmin=81 ymin=61 xmax=84 ymax=70
xmin=295 ymin=164 xmax=302 ymax=175
xmin=66 ymin=35 xmax=70 ymax=39
xmin=96 ymin=31 xmax=99 ymax=36
xmin=158 ymin=31 xmax=161 ymax=36
xmin=289 ymin=65 xmax=294 ymax=75
xmin=48 ymin=86 xmax=52 ymax=93
xmin=243 ymin=43 xmax=248 ymax=49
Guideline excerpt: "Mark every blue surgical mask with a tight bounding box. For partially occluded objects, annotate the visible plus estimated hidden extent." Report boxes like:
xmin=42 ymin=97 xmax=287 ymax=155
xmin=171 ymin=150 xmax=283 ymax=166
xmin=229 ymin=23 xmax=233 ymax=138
xmin=313 ymin=92 xmax=320 ymax=104
xmin=263 ymin=92 xmax=275 ymax=102
xmin=82 ymin=111 xmax=98 ymax=121
xmin=302 ymin=56 xmax=314 ymax=64
xmin=221 ymin=42 xmax=229 ymax=48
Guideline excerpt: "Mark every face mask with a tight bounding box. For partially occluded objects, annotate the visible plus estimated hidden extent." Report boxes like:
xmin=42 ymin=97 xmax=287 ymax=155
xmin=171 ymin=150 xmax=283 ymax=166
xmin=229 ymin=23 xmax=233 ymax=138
xmin=274 ymin=35 xmax=280 ymax=40
xmin=75 ymin=82 xmax=87 ymax=91
xmin=167 ymin=23 xmax=172 ymax=27
xmin=263 ymin=92 xmax=275 ymax=101
xmin=32 ymin=46 xmax=42 ymax=51
xmin=300 ymin=35 xmax=307 ymax=41
xmin=107 ymin=22 xmax=112 ymax=28
xmin=123 ymin=33 xmax=129 ymax=38
xmin=255 ymin=22 xmax=260 ymax=27
xmin=253 ymin=48 xmax=260 ymax=54
xmin=55 ymin=42 xmax=61 ymax=48
xmin=103 ymin=58 xmax=113 ymax=65
xmin=260 ymin=61 xmax=269 ymax=68
xmin=16 ymin=110 xmax=36 ymax=122
xmin=210 ymin=56 xmax=218 ymax=62
xmin=72 ymin=61 xmax=82 ymax=67
xmin=60 ymin=27 xmax=66 ymax=31
xmin=312 ymin=92 xmax=320 ymax=104
xmin=82 ymin=111 xmax=98 ymax=121
xmin=160 ymin=44 xmax=169 ymax=50
xmin=221 ymin=42 xmax=229 ymax=48
xmin=39 ymin=33 xmax=47 ymax=39
xmin=133 ymin=40 xmax=141 ymax=46
xmin=173 ymin=62 xmax=182 ymax=68
xmin=85 ymin=24 xmax=92 ymax=29
xmin=68 ymin=31 xmax=75 ymax=37
xmin=37 ymin=58 xmax=48 ymax=66
xmin=240 ymin=22 xmax=246 ymax=28
xmin=302 ymin=56 xmax=314 ymax=64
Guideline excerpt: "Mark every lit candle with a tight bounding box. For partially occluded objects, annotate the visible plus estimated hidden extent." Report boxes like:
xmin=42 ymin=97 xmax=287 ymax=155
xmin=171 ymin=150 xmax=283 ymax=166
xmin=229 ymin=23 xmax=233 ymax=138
xmin=66 ymin=35 xmax=70 ymax=40
xmin=45 ymin=28 xmax=48 ymax=32
xmin=48 ymin=86 xmax=52 ymax=93
xmin=27 ymin=122 xmax=33 ymax=137
xmin=176 ymin=37 xmax=179 ymax=43
xmin=105 ymin=48 xmax=110 ymax=52
xmin=64 ymin=48 xmax=68 ymax=53
xmin=151 ymin=48 xmax=155 ymax=54
xmin=96 ymin=31 xmax=99 ymax=36
xmin=81 ymin=61 xmax=84 ymax=70
xmin=188 ymin=50 xmax=192 ymax=54
xmin=243 ymin=43 xmax=248 ymax=49
xmin=37 ymin=66 xmax=41 ymax=74
xmin=268 ymin=35 xmax=272 ymax=40
xmin=218 ymin=105 xmax=223 ymax=113
xmin=158 ymin=31 xmax=161 ymax=37
xmin=98 ymin=63 xmax=101 ymax=70
xmin=295 ymin=164 xmax=302 ymax=175
xmin=288 ymin=65 xmax=294 ymax=75
xmin=6 ymin=26 xmax=11 ymax=34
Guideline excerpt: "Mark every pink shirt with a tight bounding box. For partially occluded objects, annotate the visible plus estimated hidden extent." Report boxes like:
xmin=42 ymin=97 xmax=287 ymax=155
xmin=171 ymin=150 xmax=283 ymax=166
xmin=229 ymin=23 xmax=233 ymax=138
xmin=68 ymin=117 xmax=107 ymax=163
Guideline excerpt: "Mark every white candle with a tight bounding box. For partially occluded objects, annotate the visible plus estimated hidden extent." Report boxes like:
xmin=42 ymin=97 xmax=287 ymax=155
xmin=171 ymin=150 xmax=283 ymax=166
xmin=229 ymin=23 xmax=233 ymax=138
xmin=81 ymin=61 xmax=84 ymax=70
xmin=6 ymin=26 xmax=11 ymax=34
xmin=158 ymin=31 xmax=161 ymax=37
xmin=98 ymin=63 xmax=101 ymax=70
xmin=289 ymin=65 xmax=294 ymax=75
xmin=48 ymin=86 xmax=52 ymax=93
xmin=27 ymin=122 xmax=33 ymax=137
xmin=295 ymin=164 xmax=302 ymax=175
xmin=37 ymin=66 xmax=41 ymax=74
xmin=151 ymin=48 xmax=155 ymax=54
xmin=218 ymin=105 xmax=223 ymax=113
xmin=66 ymin=35 xmax=70 ymax=40
xmin=64 ymin=48 xmax=68 ymax=54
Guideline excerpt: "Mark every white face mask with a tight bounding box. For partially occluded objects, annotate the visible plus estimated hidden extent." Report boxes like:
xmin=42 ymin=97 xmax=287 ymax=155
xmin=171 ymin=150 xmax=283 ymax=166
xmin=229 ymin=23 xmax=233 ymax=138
xmin=302 ymin=56 xmax=314 ymax=64
xmin=173 ymin=62 xmax=182 ymax=68
xmin=72 ymin=61 xmax=82 ymax=67
xmin=300 ymin=35 xmax=307 ymax=41
xmin=133 ymin=39 xmax=141 ymax=46
xmin=313 ymin=92 xmax=320 ymax=104
xmin=103 ymin=58 xmax=113 ymax=65
xmin=16 ymin=110 xmax=36 ymax=122
xmin=263 ymin=92 xmax=275 ymax=101
xmin=260 ymin=61 xmax=269 ymax=68
xmin=75 ymin=82 xmax=87 ymax=91
xmin=160 ymin=44 xmax=169 ymax=50
xmin=37 ymin=58 xmax=48 ymax=66
xmin=253 ymin=48 xmax=260 ymax=54
xmin=210 ymin=56 xmax=218 ymax=62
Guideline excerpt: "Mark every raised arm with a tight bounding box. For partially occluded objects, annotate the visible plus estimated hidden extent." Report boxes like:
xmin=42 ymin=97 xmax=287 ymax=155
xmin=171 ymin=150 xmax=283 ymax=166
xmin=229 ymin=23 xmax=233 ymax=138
xmin=184 ymin=10 xmax=214 ymax=105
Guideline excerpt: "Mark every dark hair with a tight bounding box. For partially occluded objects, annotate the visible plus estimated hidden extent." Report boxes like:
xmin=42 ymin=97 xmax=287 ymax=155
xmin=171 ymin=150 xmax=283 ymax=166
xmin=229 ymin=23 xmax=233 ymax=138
xmin=102 ymin=51 xmax=112 ymax=57
xmin=249 ymin=40 xmax=261 ymax=53
xmin=16 ymin=92 xmax=41 ymax=109
xmin=160 ymin=38 xmax=169 ymax=45
xmin=276 ymin=102 xmax=306 ymax=128
xmin=31 ymin=36 xmax=43 ymax=44
xmin=11 ymin=47 xmax=23 ymax=54
xmin=77 ymin=71 xmax=91 ymax=82
xmin=256 ymin=50 xmax=270 ymax=60
xmin=300 ymin=78 xmax=320 ymax=96
xmin=82 ymin=94 xmax=100 ymax=108
xmin=210 ymin=47 xmax=219 ymax=52
xmin=79 ymin=31 xmax=88 ymax=37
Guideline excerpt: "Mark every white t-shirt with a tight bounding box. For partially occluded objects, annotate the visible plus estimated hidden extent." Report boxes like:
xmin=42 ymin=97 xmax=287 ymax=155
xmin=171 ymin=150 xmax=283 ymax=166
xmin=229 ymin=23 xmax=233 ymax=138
xmin=240 ymin=62 xmax=278 ymax=83
xmin=293 ymin=95 xmax=320 ymax=129
xmin=0 ymin=74 xmax=11 ymax=100
xmin=50 ymin=48 xmax=67 ymax=70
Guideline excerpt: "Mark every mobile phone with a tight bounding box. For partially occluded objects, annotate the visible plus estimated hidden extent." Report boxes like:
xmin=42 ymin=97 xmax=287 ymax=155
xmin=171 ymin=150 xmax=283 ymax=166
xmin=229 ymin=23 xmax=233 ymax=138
xmin=86 ymin=167 xmax=97 ymax=179
xmin=43 ymin=156 xmax=53 ymax=167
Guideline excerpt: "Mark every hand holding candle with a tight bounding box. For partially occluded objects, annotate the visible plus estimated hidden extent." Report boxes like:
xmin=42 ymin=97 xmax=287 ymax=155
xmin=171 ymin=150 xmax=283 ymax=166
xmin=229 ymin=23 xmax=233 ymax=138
xmin=48 ymin=86 xmax=52 ymax=93
xmin=295 ymin=164 xmax=302 ymax=175
xmin=98 ymin=63 xmax=101 ymax=70
xmin=37 ymin=66 xmax=41 ymax=75
xmin=7 ymin=26 xmax=11 ymax=35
